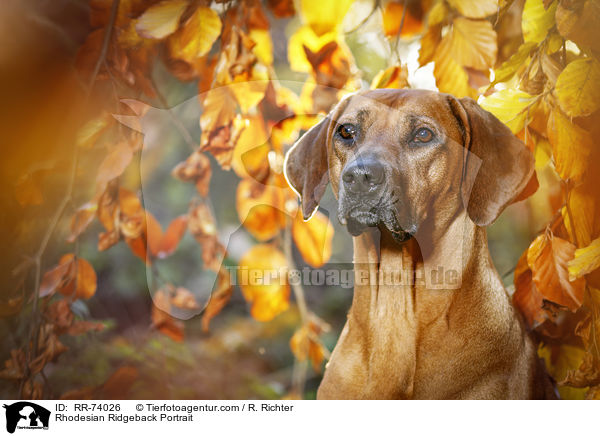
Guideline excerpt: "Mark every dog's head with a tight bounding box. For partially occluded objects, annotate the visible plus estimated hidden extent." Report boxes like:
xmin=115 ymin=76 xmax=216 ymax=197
xmin=284 ymin=89 xmax=535 ymax=242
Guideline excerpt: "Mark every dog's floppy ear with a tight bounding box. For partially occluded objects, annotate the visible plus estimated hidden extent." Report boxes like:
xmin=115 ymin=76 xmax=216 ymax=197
xmin=285 ymin=95 xmax=352 ymax=219
xmin=284 ymin=116 xmax=332 ymax=219
xmin=449 ymin=96 xmax=535 ymax=226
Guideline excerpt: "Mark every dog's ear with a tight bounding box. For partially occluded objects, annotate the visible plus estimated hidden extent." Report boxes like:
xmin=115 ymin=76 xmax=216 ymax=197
xmin=285 ymin=95 xmax=353 ymax=219
xmin=449 ymin=96 xmax=535 ymax=226
xmin=284 ymin=116 xmax=332 ymax=219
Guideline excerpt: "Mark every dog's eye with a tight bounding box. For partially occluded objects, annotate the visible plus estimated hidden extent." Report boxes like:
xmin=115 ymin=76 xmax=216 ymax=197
xmin=414 ymin=128 xmax=434 ymax=143
xmin=337 ymin=123 xmax=357 ymax=141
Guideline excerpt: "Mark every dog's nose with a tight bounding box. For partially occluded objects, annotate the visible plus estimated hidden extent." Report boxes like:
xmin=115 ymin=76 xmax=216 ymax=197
xmin=342 ymin=157 xmax=385 ymax=193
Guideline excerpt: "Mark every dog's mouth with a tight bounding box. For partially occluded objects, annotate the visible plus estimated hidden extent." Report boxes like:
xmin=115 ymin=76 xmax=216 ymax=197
xmin=340 ymin=207 xmax=414 ymax=243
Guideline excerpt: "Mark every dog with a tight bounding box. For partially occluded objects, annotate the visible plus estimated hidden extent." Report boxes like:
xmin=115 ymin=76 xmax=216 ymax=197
xmin=284 ymin=89 xmax=556 ymax=399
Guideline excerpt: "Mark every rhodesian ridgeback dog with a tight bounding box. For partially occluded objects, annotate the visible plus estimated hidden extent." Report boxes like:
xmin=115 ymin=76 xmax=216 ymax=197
xmin=284 ymin=89 xmax=556 ymax=399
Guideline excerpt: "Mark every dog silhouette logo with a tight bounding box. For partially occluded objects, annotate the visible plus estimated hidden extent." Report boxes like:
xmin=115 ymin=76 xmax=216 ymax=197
xmin=3 ymin=402 xmax=50 ymax=433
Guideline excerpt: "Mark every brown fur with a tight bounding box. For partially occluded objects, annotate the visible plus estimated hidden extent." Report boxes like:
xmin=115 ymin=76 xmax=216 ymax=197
xmin=284 ymin=89 xmax=556 ymax=399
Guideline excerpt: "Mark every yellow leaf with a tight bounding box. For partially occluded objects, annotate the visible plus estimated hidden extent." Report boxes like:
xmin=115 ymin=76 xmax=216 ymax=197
xmin=547 ymin=109 xmax=592 ymax=181
xmin=433 ymin=36 xmax=475 ymax=98
xmin=168 ymin=6 xmax=221 ymax=62
xmin=249 ymin=29 xmax=273 ymax=65
xmin=569 ymin=237 xmax=600 ymax=280
xmin=446 ymin=17 xmax=497 ymax=71
xmin=287 ymin=25 xmax=338 ymax=73
xmin=228 ymin=70 xmax=269 ymax=113
xmin=236 ymin=178 xmax=286 ymax=241
xmin=479 ymin=89 xmax=536 ymax=133
xmin=292 ymin=211 xmax=334 ymax=268
xmin=419 ymin=25 xmax=442 ymax=66
xmin=231 ymin=114 xmax=270 ymax=183
xmin=555 ymin=58 xmax=600 ymax=117
xmin=135 ymin=0 xmax=189 ymax=39
xmin=538 ymin=344 xmax=588 ymax=399
xmin=522 ymin=0 xmax=557 ymax=43
xmin=490 ymin=41 xmax=536 ymax=86
xmin=427 ymin=2 xmax=448 ymax=26
xmin=447 ymin=0 xmax=498 ymax=19
xmin=370 ymin=65 xmax=409 ymax=89
xmin=239 ymin=244 xmax=290 ymax=322
xmin=562 ymin=184 xmax=596 ymax=248
xmin=299 ymin=0 xmax=353 ymax=36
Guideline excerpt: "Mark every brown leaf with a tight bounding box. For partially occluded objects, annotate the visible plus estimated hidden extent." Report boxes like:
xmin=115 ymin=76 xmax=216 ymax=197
xmin=513 ymin=250 xmax=547 ymax=327
xmin=172 ymin=151 xmax=212 ymax=196
xmin=39 ymin=262 xmax=73 ymax=298
xmin=201 ymin=267 xmax=233 ymax=332
xmin=152 ymin=288 xmax=184 ymax=342
xmin=57 ymin=255 xmax=98 ymax=300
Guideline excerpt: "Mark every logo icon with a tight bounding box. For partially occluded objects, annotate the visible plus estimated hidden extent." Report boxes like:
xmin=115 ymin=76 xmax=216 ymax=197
xmin=3 ymin=402 xmax=50 ymax=434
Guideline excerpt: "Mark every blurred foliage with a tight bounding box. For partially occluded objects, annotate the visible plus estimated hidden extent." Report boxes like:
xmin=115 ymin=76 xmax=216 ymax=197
xmin=1 ymin=0 xmax=599 ymax=400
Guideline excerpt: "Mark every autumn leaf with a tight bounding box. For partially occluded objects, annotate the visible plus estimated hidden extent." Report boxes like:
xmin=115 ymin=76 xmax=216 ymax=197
xmin=433 ymin=36 xmax=475 ymax=98
xmin=249 ymin=29 xmax=273 ymax=65
xmin=236 ymin=178 xmax=286 ymax=241
xmin=556 ymin=0 xmax=600 ymax=58
xmin=489 ymin=42 xmax=536 ymax=87
xmin=522 ymin=0 xmax=557 ymax=44
xmin=382 ymin=2 xmax=424 ymax=37
xmin=168 ymin=6 xmax=222 ymax=63
xmin=39 ymin=262 xmax=73 ymax=298
xmin=67 ymin=202 xmax=97 ymax=243
xmin=290 ymin=319 xmax=330 ymax=372
xmin=231 ymin=114 xmax=270 ymax=183
xmin=147 ymin=214 xmax=188 ymax=259
xmin=135 ymin=0 xmax=189 ymax=40
xmin=292 ymin=210 xmax=334 ymax=268
xmin=418 ymin=25 xmax=442 ymax=66
xmin=528 ymin=233 xmax=585 ymax=311
xmin=555 ymin=58 xmax=600 ymax=118
xmin=152 ymin=288 xmax=184 ymax=342
xmin=562 ymin=183 xmax=596 ymax=248
xmin=239 ymin=244 xmax=290 ymax=322
xmin=568 ymin=237 xmax=600 ymax=281
xmin=513 ymin=250 xmax=547 ymax=327
xmin=547 ymin=109 xmax=592 ymax=181
xmin=287 ymin=26 xmax=337 ymax=73
xmin=201 ymin=267 xmax=233 ymax=331
xmin=57 ymin=254 xmax=98 ymax=300
xmin=446 ymin=17 xmax=497 ymax=71
xmin=371 ymin=65 xmax=409 ymax=89
xmin=447 ymin=0 xmax=497 ymax=19
xmin=479 ymin=89 xmax=536 ymax=134
xmin=298 ymin=0 xmax=353 ymax=36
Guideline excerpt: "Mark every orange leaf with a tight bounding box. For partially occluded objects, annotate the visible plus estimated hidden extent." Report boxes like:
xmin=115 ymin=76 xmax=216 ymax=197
xmin=292 ymin=210 xmax=334 ymax=268
xmin=39 ymin=262 xmax=73 ymax=298
xmin=382 ymin=2 xmax=424 ymax=37
xmin=171 ymin=151 xmax=212 ymax=197
xmin=201 ymin=267 xmax=233 ymax=331
xmin=155 ymin=215 xmax=188 ymax=258
xmin=513 ymin=250 xmax=547 ymax=327
xmin=528 ymin=234 xmax=586 ymax=311
xmin=58 ymin=255 xmax=97 ymax=300
xmin=151 ymin=289 xmax=184 ymax=342
xmin=236 ymin=178 xmax=286 ymax=241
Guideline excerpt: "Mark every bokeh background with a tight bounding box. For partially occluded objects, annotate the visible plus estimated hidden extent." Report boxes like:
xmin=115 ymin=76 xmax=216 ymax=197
xmin=1 ymin=0 xmax=597 ymax=400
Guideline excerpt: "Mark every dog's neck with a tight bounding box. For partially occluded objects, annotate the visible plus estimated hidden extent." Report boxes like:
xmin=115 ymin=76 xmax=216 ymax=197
xmin=348 ymin=210 xmax=495 ymax=398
